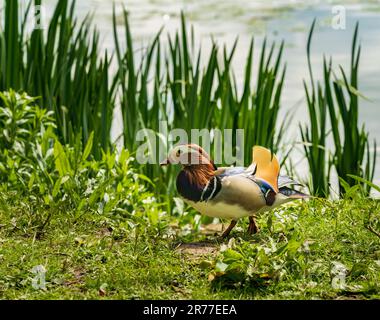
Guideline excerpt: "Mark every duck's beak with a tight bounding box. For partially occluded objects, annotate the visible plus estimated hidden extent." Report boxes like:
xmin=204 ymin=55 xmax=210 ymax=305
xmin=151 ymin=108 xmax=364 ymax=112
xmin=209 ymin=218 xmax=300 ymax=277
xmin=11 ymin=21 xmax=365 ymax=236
xmin=160 ymin=158 xmax=170 ymax=166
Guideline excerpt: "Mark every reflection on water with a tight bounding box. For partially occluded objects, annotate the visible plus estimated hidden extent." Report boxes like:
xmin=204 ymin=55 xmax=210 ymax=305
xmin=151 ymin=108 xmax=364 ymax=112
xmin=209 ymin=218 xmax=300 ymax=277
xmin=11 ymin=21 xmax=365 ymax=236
xmin=43 ymin=1 xmax=380 ymax=183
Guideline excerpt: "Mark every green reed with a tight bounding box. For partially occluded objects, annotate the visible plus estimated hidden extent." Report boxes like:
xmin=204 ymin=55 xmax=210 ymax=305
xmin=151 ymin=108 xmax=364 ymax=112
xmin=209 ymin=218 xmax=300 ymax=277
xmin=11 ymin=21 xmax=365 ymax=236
xmin=113 ymin=7 xmax=287 ymax=200
xmin=300 ymin=20 xmax=330 ymax=197
xmin=4 ymin=1 xmax=374 ymax=201
xmin=302 ymin=21 xmax=376 ymax=197
xmin=326 ymin=24 xmax=376 ymax=196
xmin=215 ymin=37 xmax=287 ymax=165
xmin=0 ymin=0 xmax=115 ymax=159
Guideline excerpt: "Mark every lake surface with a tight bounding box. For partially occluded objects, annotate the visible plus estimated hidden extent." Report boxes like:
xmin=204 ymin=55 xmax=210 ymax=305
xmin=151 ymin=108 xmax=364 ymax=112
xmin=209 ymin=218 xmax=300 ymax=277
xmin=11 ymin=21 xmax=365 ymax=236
xmin=42 ymin=0 xmax=380 ymax=185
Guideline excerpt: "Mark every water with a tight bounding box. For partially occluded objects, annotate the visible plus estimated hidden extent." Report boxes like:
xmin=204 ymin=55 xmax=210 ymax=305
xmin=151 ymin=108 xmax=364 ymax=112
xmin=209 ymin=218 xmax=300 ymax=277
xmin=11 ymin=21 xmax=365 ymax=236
xmin=42 ymin=0 xmax=380 ymax=184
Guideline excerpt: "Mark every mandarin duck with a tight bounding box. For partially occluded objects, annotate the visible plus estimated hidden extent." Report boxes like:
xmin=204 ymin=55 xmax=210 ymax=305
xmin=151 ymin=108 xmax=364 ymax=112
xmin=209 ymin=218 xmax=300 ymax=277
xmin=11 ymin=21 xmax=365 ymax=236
xmin=161 ymin=144 xmax=308 ymax=238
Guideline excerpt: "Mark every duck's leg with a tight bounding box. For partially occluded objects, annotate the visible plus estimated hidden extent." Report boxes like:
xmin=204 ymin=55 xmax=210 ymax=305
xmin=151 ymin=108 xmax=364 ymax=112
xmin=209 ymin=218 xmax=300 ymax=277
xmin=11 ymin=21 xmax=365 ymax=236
xmin=221 ymin=220 xmax=237 ymax=238
xmin=247 ymin=216 xmax=259 ymax=235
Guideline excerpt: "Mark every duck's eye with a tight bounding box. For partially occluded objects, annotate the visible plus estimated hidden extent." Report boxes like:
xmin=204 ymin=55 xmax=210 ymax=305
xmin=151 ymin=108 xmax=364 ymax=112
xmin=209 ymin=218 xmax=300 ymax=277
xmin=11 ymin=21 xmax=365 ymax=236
xmin=176 ymin=149 xmax=182 ymax=157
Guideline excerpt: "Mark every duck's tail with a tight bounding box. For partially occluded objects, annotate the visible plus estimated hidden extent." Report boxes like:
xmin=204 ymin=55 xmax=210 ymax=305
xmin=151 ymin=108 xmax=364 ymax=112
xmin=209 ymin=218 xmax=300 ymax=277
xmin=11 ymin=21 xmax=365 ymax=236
xmin=277 ymin=175 xmax=310 ymax=199
xmin=250 ymin=147 xmax=310 ymax=201
xmin=279 ymin=186 xmax=310 ymax=199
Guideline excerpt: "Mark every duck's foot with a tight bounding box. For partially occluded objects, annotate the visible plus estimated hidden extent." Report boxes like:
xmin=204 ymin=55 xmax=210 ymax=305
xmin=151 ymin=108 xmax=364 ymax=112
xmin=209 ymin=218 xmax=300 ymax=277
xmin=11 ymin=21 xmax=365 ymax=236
xmin=221 ymin=220 xmax=237 ymax=239
xmin=247 ymin=216 xmax=259 ymax=235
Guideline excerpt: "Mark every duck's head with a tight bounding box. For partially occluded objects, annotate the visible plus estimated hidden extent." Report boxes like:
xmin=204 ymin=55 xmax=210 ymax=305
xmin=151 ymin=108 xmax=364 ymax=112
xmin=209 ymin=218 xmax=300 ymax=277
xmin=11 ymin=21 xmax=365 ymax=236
xmin=160 ymin=144 xmax=216 ymax=170
xmin=161 ymin=144 xmax=217 ymax=191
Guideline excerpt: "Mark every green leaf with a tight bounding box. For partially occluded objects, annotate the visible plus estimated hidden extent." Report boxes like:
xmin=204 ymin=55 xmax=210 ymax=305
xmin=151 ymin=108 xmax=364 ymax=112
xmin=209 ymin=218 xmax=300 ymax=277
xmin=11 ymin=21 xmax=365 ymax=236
xmin=223 ymin=249 xmax=244 ymax=263
xmin=335 ymin=80 xmax=371 ymax=101
xmin=52 ymin=177 xmax=62 ymax=198
xmin=348 ymin=174 xmax=380 ymax=193
xmin=54 ymin=140 xmax=72 ymax=177
xmin=82 ymin=131 xmax=94 ymax=161
xmin=28 ymin=172 xmax=36 ymax=191
xmin=215 ymin=261 xmax=228 ymax=273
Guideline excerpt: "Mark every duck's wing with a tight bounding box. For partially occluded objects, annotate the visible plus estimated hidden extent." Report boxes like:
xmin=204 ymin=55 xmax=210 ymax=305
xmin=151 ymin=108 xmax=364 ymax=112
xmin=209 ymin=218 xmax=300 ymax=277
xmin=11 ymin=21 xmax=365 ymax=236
xmin=218 ymin=147 xmax=305 ymax=206
xmin=211 ymin=173 xmax=267 ymax=214
xmin=213 ymin=146 xmax=280 ymax=202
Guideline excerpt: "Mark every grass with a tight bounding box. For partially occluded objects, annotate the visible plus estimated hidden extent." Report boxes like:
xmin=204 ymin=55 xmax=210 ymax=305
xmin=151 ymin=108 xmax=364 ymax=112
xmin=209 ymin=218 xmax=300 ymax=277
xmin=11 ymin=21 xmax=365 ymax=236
xmin=0 ymin=194 xmax=379 ymax=299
